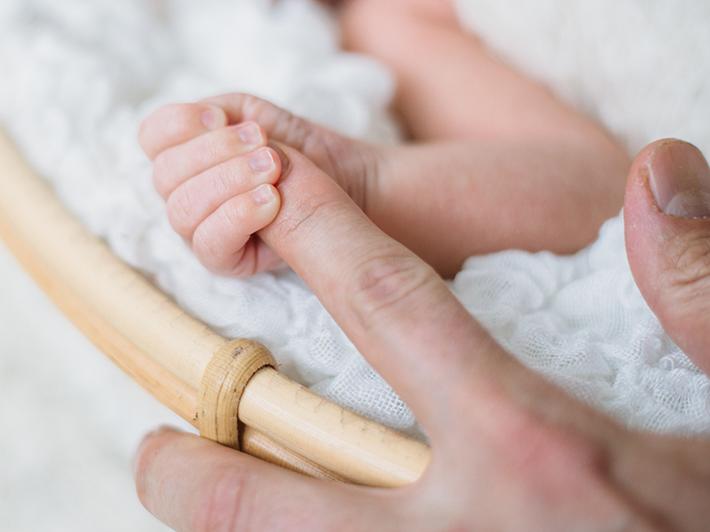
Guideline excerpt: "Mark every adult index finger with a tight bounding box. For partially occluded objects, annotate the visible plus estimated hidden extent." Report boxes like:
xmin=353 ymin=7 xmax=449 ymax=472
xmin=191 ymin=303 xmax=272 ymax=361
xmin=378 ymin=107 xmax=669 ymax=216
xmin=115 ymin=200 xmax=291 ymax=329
xmin=258 ymin=145 xmax=507 ymax=433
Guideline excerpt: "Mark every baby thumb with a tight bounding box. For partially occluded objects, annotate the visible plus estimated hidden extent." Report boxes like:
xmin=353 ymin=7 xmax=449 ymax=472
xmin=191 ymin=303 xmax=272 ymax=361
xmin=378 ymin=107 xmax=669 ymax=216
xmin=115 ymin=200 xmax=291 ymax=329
xmin=625 ymin=139 xmax=710 ymax=375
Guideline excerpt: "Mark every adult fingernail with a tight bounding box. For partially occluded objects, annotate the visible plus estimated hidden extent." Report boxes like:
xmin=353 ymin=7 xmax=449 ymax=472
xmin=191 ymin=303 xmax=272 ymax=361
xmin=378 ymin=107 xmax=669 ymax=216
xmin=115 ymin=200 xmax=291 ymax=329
xmin=236 ymin=122 xmax=263 ymax=146
xmin=648 ymin=141 xmax=710 ymax=218
xmin=200 ymin=105 xmax=226 ymax=130
xmin=249 ymin=148 xmax=275 ymax=173
xmin=252 ymin=184 xmax=276 ymax=205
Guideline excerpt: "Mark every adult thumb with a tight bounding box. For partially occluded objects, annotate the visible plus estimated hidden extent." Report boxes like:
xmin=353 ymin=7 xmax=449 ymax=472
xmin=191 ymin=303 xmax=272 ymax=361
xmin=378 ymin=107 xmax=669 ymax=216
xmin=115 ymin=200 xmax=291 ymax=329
xmin=625 ymin=139 xmax=710 ymax=375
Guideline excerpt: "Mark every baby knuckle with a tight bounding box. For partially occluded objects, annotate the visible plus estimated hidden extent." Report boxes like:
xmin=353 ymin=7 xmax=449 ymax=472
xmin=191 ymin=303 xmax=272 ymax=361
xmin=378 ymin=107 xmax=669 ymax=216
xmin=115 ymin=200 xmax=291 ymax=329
xmin=152 ymin=152 xmax=173 ymax=196
xmin=207 ymin=131 xmax=232 ymax=159
xmin=166 ymin=189 xmax=196 ymax=235
xmin=139 ymin=103 xmax=181 ymax=133
xmin=193 ymin=230 xmax=225 ymax=268
xmin=202 ymin=129 xmax=245 ymax=166
xmin=219 ymin=199 xmax=247 ymax=229
xmin=349 ymin=253 xmax=436 ymax=330
xmin=163 ymin=103 xmax=199 ymax=130
xmin=210 ymin=166 xmax=234 ymax=196
xmin=192 ymin=469 xmax=255 ymax=532
xmin=228 ymin=260 xmax=256 ymax=279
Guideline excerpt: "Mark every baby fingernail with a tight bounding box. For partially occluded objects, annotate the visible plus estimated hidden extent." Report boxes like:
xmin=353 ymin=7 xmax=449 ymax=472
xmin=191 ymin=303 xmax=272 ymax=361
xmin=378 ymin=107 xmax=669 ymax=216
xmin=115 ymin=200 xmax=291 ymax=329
xmin=249 ymin=148 xmax=275 ymax=173
xmin=648 ymin=141 xmax=710 ymax=218
xmin=200 ymin=105 xmax=226 ymax=130
xmin=237 ymin=122 xmax=263 ymax=146
xmin=252 ymin=184 xmax=276 ymax=205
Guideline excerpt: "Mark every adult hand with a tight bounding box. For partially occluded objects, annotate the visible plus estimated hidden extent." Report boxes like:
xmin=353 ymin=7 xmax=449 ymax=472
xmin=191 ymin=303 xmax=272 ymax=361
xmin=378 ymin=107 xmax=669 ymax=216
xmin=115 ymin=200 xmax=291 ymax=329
xmin=134 ymin=143 xmax=710 ymax=531
xmin=625 ymin=139 xmax=710 ymax=376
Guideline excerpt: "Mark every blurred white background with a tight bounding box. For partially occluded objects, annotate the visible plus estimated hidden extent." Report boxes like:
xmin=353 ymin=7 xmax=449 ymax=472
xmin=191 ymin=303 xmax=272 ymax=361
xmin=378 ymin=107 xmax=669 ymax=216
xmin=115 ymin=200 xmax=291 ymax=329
xmin=0 ymin=244 xmax=180 ymax=531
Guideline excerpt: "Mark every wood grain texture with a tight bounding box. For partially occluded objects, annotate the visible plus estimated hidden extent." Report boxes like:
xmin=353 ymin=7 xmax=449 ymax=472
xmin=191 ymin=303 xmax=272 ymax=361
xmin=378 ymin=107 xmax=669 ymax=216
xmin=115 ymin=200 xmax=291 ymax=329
xmin=240 ymin=369 xmax=430 ymax=487
xmin=198 ymin=339 xmax=275 ymax=449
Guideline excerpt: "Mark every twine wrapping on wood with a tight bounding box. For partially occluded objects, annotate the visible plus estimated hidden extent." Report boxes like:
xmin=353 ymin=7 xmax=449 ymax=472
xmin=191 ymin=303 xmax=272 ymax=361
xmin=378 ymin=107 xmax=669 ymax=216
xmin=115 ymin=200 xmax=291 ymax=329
xmin=198 ymin=339 xmax=276 ymax=450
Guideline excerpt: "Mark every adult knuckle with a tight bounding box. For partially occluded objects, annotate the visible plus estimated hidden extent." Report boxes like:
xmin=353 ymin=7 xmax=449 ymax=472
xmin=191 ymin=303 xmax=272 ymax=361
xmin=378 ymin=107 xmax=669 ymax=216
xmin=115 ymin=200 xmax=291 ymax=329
xmin=665 ymin=229 xmax=710 ymax=288
xmin=192 ymin=469 xmax=254 ymax=532
xmin=242 ymin=93 xmax=305 ymax=147
xmin=242 ymin=93 xmax=279 ymax=126
xmin=240 ymin=93 xmax=263 ymax=116
xmin=349 ymin=252 xmax=437 ymax=331
xmin=282 ymin=111 xmax=312 ymax=150
xmin=659 ymin=229 xmax=710 ymax=328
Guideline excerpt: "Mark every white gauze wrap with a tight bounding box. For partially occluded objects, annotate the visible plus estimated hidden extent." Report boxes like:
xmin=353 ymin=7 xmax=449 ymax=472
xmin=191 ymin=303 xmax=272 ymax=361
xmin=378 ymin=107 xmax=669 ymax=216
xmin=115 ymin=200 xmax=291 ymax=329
xmin=1 ymin=0 xmax=709 ymax=436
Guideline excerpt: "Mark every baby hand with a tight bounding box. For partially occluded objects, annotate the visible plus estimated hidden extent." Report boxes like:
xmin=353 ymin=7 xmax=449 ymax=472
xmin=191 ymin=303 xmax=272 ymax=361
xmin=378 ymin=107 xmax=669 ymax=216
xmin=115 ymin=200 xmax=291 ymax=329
xmin=139 ymin=103 xmax=284 ymax=277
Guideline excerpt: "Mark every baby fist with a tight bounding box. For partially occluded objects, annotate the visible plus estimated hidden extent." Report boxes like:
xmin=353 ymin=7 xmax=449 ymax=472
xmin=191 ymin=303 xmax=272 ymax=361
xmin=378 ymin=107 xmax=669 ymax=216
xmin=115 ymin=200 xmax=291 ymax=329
xmin=139 ymin=103 xmax=284 ymax=276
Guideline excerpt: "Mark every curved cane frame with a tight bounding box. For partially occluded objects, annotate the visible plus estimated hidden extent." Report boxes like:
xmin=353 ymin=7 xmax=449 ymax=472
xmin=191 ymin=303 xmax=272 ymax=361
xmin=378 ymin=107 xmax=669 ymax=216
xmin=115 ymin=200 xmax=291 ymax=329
xmin=0 ymin=131 xmax=430 ymax=487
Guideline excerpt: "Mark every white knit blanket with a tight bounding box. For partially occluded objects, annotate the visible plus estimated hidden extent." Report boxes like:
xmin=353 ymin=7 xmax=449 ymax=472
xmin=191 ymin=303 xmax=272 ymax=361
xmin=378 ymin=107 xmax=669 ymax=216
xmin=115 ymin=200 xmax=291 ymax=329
xmin=2 ymin=0 xmax=709 ymax=449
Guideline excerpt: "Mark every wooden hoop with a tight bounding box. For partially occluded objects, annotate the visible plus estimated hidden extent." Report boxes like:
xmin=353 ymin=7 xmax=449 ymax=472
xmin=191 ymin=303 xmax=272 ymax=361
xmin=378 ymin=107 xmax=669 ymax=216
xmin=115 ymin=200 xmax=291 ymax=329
xmin=0 ymin=130 xmax=430 ymax=487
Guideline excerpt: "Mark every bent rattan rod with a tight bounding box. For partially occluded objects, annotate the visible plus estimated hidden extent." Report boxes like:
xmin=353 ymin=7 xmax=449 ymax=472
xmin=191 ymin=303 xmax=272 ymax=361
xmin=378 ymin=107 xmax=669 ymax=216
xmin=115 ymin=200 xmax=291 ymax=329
xmin=0 ymin=131 xmax=430 ymax=488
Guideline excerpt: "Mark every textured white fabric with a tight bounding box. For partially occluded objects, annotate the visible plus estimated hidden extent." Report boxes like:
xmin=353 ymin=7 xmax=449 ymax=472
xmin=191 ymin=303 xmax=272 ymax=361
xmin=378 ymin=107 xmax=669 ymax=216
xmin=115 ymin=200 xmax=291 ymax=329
xmin=454 ymin=0 xmax=710 ymax=434
xmin=1 ymin=0 xmax=709 ymax=449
